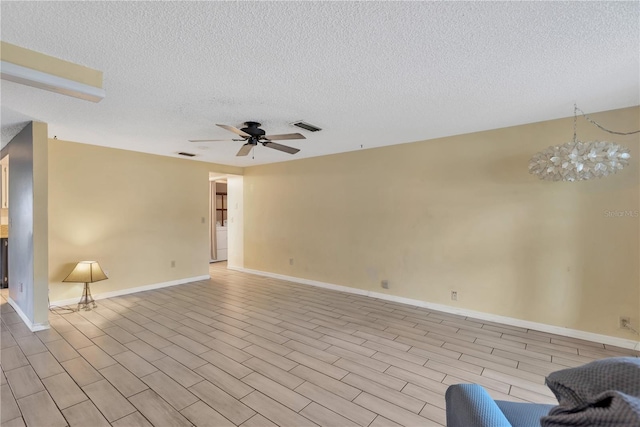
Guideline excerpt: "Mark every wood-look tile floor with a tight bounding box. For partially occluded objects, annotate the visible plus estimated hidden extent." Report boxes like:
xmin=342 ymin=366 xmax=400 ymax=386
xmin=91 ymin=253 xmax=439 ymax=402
xmin=1 ymin=263 xmax=637 ymax=426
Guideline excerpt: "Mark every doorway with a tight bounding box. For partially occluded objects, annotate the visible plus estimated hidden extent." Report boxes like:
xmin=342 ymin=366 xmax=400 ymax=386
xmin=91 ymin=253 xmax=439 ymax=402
xmin=211 ymin=179 xmax=228 ymax=262
xmin=208 ymin=172 xmax=243 ymax=270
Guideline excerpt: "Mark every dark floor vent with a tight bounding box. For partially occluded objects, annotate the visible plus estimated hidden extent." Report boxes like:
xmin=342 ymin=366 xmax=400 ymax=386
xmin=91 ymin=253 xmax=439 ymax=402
xmin=178 ymin=152 xmax=196 ymax=157
xmin=291 ymin=121 xmax=322 ymax=132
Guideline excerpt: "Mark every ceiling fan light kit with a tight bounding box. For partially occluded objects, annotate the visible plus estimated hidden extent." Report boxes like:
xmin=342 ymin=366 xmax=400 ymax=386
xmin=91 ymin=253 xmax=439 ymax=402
xmin=190 ymin=121 xmax=307 ymax=157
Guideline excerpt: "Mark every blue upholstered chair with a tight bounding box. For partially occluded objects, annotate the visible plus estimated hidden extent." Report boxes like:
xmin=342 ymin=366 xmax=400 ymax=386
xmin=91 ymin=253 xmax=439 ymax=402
xmin=446 ymin=357 xmax=640 ymax=427
xmin=445 ymin=384 xmax=555 ymax=427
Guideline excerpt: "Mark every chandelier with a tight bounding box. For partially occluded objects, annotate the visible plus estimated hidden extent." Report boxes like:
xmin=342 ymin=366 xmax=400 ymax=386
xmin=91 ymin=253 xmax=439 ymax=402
xmin=528 ymin=105 xmax=638 ymax=182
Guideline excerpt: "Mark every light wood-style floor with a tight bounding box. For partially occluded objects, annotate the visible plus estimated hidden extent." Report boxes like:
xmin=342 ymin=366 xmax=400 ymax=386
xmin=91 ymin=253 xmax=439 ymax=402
xmin=1 ymin=263 xmax=637 ymax=427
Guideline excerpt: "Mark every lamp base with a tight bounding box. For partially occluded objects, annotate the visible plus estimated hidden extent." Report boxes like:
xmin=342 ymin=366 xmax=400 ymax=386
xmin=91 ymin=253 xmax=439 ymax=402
xmin=78 ymin=282 xmax=97 ymax=311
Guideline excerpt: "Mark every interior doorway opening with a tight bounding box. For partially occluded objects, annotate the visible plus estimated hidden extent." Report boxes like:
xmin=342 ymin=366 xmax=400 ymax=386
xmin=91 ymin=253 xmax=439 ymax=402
xmin=209 ymin=172 xmax=243 ymax=271
xmin=211 ymin=179 xmax=228 ymax=262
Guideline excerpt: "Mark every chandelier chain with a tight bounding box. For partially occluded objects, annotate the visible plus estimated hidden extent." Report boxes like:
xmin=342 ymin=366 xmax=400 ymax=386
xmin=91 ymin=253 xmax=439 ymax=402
xmin=574 ymin=104 xmax=640 ymax=137
xmin=573 ymin=105 xmax=578 ymax=143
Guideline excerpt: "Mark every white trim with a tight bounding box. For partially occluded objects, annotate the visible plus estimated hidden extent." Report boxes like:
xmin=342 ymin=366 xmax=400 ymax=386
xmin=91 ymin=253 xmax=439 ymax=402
xmin=230 ymin=267 xmax=640 ymax=351
xmin=1 ymin=61 xmax=105 ymax=102
xmin=8 ymin=297 xmax=50 ymax=331
xmin=50 ymin=275 xmax=210 ymax=307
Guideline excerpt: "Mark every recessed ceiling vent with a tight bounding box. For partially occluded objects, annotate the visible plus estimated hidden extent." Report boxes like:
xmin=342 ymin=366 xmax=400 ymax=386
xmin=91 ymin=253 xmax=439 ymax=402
xmin=177 ymin=152 xmax=196 ymax=157
xmin=291 ymin=121 xmax=322 ymax=132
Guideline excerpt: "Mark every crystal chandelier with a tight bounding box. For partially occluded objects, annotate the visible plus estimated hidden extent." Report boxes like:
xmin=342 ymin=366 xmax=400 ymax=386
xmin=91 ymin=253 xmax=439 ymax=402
xmin=528 ymin=105 xmax=637 ymax=182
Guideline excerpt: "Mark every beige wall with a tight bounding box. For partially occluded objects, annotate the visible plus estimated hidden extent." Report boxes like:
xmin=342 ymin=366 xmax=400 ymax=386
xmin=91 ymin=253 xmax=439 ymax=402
xmin=48 ymin=139 xmax=242 ymax=303
xmin=243 ymin=106 xmax=640 ymax=340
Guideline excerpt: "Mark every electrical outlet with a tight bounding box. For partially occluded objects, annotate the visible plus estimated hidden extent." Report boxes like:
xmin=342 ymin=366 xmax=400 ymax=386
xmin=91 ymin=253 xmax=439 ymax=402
xmin=451 ymin=291 xmax=458 ymax=301
xmin=171 ymin=260 xmax=176 ymax=268
xmin=19 ymin=282 xmax=23 ymax=292
xmin=289 ymin=258 xmax=294 ymax=266
xmin=620 ymin=316 xmax=631 ymax=329
xmin=201 ymin=217 xmax=205 ymax=224
xmin=381 ymin=280 xmax=389 ymax=289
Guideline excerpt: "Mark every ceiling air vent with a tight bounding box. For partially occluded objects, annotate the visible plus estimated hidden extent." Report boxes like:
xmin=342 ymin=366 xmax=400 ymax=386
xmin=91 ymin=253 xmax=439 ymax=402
xmin=177 ymin=152 xmax=196 ymax=157
xmin=291 ymin=121 xmax=322 ymax=132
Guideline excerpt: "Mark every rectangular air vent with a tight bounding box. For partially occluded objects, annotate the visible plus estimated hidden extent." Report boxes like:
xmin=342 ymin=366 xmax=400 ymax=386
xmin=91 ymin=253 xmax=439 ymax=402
xmin=291 ymin=121 xmax=322 ymax=132
xmin=177 ymin=152 xmax=196 ymax=157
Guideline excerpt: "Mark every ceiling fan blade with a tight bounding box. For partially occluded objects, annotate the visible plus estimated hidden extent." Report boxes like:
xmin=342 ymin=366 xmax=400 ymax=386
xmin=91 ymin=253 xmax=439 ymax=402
xmin=189 ymin=139 xmax=235 ymax=142
xmin=217 ymin=124 xmax=251 ymax=138
xmin=236 ymin=144 xmax=254 ymax=157
xmin=263 ymin=142 xmax=300 ymax=154
xmin=263 ymin=133 xmax=306 ymax=141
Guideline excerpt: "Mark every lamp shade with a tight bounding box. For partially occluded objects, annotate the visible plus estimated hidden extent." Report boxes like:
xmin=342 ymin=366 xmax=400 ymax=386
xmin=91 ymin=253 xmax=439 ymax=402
xmin=63 ymin=261 xmax=108 ymax=283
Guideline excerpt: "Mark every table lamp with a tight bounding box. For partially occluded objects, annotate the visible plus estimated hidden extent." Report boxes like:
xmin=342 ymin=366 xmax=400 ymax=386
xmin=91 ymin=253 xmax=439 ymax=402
xmin=63 ymin=261 xmax=108 ymax=311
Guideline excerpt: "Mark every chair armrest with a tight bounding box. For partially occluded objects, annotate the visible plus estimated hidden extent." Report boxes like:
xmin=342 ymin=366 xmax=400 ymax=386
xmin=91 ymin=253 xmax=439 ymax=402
xmin=446 ymin=384 xmax=512 ymax=427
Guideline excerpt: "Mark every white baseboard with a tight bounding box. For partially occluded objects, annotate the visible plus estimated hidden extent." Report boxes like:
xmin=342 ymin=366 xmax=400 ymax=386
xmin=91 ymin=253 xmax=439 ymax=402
xmin=230 ymin=267 xmax=640 ymax=352
xmin=8 ymin=297 xmax=50 ymax=331
xmin=50 ymin=275 xmax=211 ymax=308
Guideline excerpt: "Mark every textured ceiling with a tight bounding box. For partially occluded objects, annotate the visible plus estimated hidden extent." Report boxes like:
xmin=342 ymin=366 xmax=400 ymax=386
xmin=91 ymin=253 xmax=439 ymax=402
xmin=1 ymin=1 xmax=638 ymax=167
